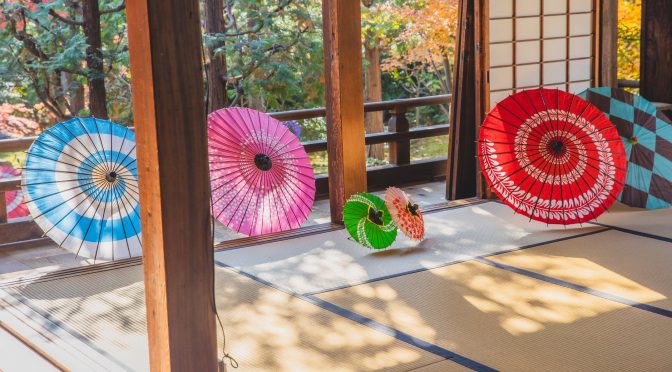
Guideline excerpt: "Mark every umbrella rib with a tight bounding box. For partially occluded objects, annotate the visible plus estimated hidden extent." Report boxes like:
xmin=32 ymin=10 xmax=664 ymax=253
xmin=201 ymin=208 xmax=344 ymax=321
xmin=75 ymin=117 xmax=111 ymax=175
xmin=230 ymin=170 xmax=264 ymax=232
xmin=238 ymin=164 xmax=264 ymax=235
xmin=92 ymin=117 xmax=112 ymax=174
xmin=22 ymin=151 xmax=103 ymax=177
xmin=28 ymin=178 xmax=99 ymax=220
xmin=31 ymin=137 xmax=100 ymax=173
xmin=74 ymin=182 xmax=111 ymax=259
xmin=213 ymin=173 xmax=256 ymax=221
xmin=110 ymin=184 xmax=132 ymax=258
xmin=115 ymin=187 xmax=143 ymax=242
xmin=63 ymin=119 xmax=108 ymax=172
xmin=525 ymin=89 xmax=556 ymax=136
xmin=47 ymin=182 xmax=107 ymax=246
xmin=93 ymin=183 xmax=112 ymax=262
xmin=484 ymin=113 xmax=545 ymax=142
xmin=265 ymin=166 xmax=306 ymax=226
xmin=42 ymin=127 xmax=102 ymax=171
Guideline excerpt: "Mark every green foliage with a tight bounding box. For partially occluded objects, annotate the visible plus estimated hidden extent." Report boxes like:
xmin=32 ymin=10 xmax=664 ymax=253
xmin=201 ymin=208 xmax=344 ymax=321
xmin=617 ymin=0 xmax=641 ymax=82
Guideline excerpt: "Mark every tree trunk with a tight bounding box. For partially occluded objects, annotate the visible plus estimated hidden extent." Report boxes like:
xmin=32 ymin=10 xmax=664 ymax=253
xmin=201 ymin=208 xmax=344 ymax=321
xmin=364 ymin=38 xmax=384 ymax=160
xmin=82 ymin=0 xmax=108 ymax=118
xmin=204 ymin=0 xmax=228 ymax=112
xmin=61 ymin=71 xmax=85 ymax=116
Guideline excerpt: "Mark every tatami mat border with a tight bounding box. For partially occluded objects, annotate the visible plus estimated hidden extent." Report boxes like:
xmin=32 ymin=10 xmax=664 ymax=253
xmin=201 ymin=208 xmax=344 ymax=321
xmin=303 ymin=228 xmax=610 ymax=296
xmin=588 ymin=222 xmax=672 ymax=244
xmin=215 ymin=262 xmax=496 ymax=372
xmin=476 ymin=257 xmax=672 ymax=318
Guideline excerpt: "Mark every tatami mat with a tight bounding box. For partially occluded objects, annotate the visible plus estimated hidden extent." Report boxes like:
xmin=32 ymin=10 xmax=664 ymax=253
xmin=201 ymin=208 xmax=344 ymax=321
xmin=489 ymin=230 xmax=672 ymax=311
xmin=594 ymin=203 xmax=672 ymax=240
xmin=216 ymin=202 xmax=603 ymax=295
xmin=317 ymin=260 xmax=672 ymax=371
xmin=5 ymin=264 xmax=449 ymax=372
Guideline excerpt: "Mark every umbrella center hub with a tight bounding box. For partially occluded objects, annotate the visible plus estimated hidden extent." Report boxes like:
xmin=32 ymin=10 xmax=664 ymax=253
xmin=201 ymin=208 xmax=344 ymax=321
xmin=629 ymin=136 xmax=638 ymax=145
xmin=105 ymin=171 xmax=118 ymax=183
xmin=407 ymin=202 xmax=420 ymax=217
xmin=548 ymin=139 xmax=567 ymax=156
xmin=368 ymin=207 xmax=384 ymax=226
xmin=254 ymin=154 xmax=273 ymax=171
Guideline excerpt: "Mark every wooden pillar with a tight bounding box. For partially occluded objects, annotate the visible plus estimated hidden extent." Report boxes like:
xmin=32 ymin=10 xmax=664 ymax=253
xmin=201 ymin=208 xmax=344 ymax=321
xmin=126 ymin=1 xmax=218 ymax=371
xmin=322 ymin=0 xmax=367 ymax=222
xmin=446 ymin=0 xmax=484 ymax=200
xmin=597 ymin=0 xmax=618 ymax=87
xmin=641 ymin=0 xmax=672 ymax=103
xmin=388 ymin=106 xmax=410 ymax=166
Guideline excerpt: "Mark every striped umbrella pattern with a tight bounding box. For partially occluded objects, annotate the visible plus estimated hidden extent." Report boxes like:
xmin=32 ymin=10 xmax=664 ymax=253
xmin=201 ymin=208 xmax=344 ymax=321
xmin=0 ymin=165 xmax=29 ymax=219
xmin=22 ymin=118 xmax=141 ymax=261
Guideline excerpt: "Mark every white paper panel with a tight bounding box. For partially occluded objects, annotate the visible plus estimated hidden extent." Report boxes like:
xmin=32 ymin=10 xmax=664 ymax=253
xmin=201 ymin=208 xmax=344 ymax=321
xmin=569 ymin=58 xmax=592 ymax=81
xmin=516 ymin=0 xmax=541 ymax=16
xmin=517 ymin=40 xmax=541 ymax=63
xmin=490 ymin=43 xmax=514 ymax=67
xmin=516 ymin=17 xmax=541 ymax=39
xmin=569 ymin=13 xmax=592 ymax=36
xmin=546 ymin=83 xmax=567 ymax=91
xmin=570 ymin=0 xmax=593 ymax=12
xmin=544 ymin=15 xmax=567 ymax=38
xmin=543 ymin=38 xmax=567 ymax=61
xmin=490 ymin=67 xmax=514 ymax=90
xmin=490 ymin=19 xmax=514 ymax=42
xmin=490 ymin=0 xmax=513 ymax=18
xmin=490 ymin=90 xmax=513 ymax=106
xmin=543 ymin=0 xmax=567 ymax=14
xmin=543 ymin=62 xmax=567 ymax=84
xmin=569 ymin=80 xmax=591 ymax=94
xmin=516 ymin=64 xmax=540 ymax=87
xmin=569 ymin=36 xmax=592 ymax=58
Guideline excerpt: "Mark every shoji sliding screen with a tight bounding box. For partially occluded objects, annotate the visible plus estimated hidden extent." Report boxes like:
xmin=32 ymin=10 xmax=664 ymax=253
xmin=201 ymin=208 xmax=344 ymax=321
xmin=486 ymin=0 xmax=598 ymax=108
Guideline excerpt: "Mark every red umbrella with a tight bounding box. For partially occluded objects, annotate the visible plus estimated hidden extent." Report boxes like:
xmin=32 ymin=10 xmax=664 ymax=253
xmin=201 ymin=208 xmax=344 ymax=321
xmin=478 ymin=88 xmax=627 ymax=224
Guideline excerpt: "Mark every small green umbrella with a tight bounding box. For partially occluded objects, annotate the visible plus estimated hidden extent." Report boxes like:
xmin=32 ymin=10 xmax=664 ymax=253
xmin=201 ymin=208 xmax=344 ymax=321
xmin=343 ymin=193 xmax=397 ymax=249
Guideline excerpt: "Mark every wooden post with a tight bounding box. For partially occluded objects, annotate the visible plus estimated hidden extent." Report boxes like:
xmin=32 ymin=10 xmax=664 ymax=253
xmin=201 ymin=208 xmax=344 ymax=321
xmin=446 ymin=0 xmax=484 ymax=200
xmin=597 ymin=0 xmax=618 ymax=87
xmin=641 ymin=0 xmax=672 ymax=103
xmin=322 ymin=0 xmax=367 ymax=222
xmin=0 ymin=192 xmax=6 ymax=224
xmin=126 ymin=1 xmax=218 ymax=371
xmin=388 ymin=106 xmax=410 ymax=165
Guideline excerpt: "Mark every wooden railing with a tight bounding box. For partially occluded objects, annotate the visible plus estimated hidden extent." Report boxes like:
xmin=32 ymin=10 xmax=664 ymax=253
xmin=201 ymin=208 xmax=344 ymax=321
xmin=0 ymin=94 xmax=451 ymax=245
xmin=269 ymin=94 xmax=452 ymax=195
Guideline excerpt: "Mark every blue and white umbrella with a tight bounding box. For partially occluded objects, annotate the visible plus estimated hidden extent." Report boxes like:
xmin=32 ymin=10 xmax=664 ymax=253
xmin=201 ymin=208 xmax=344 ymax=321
xmin=22 ymin=117 xmax=141 ymax=261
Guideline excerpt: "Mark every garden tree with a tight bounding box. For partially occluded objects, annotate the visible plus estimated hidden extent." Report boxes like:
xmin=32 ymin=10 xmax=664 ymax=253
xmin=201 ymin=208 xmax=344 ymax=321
xmin=381 ymin=0 xmax=458 ymax=123
xmin=617 ymin=0 xmax=641 ymax=81
xmin=204 ymin=0 xmax=228 ymax=112
xmin=0 ymin=0 xmax=127 ymax=123
xmin=203 ymin=0 xmax=324 ymax=113
xmin=361 ymin=0 xmax=398 ymax=160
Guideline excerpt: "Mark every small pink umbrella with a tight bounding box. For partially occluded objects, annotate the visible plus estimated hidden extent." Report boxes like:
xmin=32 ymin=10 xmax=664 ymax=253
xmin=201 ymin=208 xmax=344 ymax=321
xmin=208 ymin=108 xmax=315 ymax=236
xmin=0 ymin=165 xmax=29 ymax=219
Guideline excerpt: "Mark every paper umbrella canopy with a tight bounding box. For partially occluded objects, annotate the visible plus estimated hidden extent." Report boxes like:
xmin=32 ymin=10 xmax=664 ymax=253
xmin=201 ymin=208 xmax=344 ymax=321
xmin=208 ymin=107 xmax=315 ymax=236
xmin=384 ymin=187 xmax=424 ymax=241
xmin=0 ymin=165 xmax=29 ymax=219
xmin=343 ymin=193 xmax=397 ymax=249
xmin=478 ymin=88 xmax=627 ymax=224
xmin=22 ymin=117 xmax=141 ymax=261
xmin=579 ymin=87 xmax=672 ymax=209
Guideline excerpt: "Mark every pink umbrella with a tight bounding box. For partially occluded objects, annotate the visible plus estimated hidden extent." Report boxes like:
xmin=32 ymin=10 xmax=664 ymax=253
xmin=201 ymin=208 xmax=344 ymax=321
xmin=208 ymin=108 xmax=315 ymax=236
xmin=0 ymin=165 xmax=29 ymax=219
